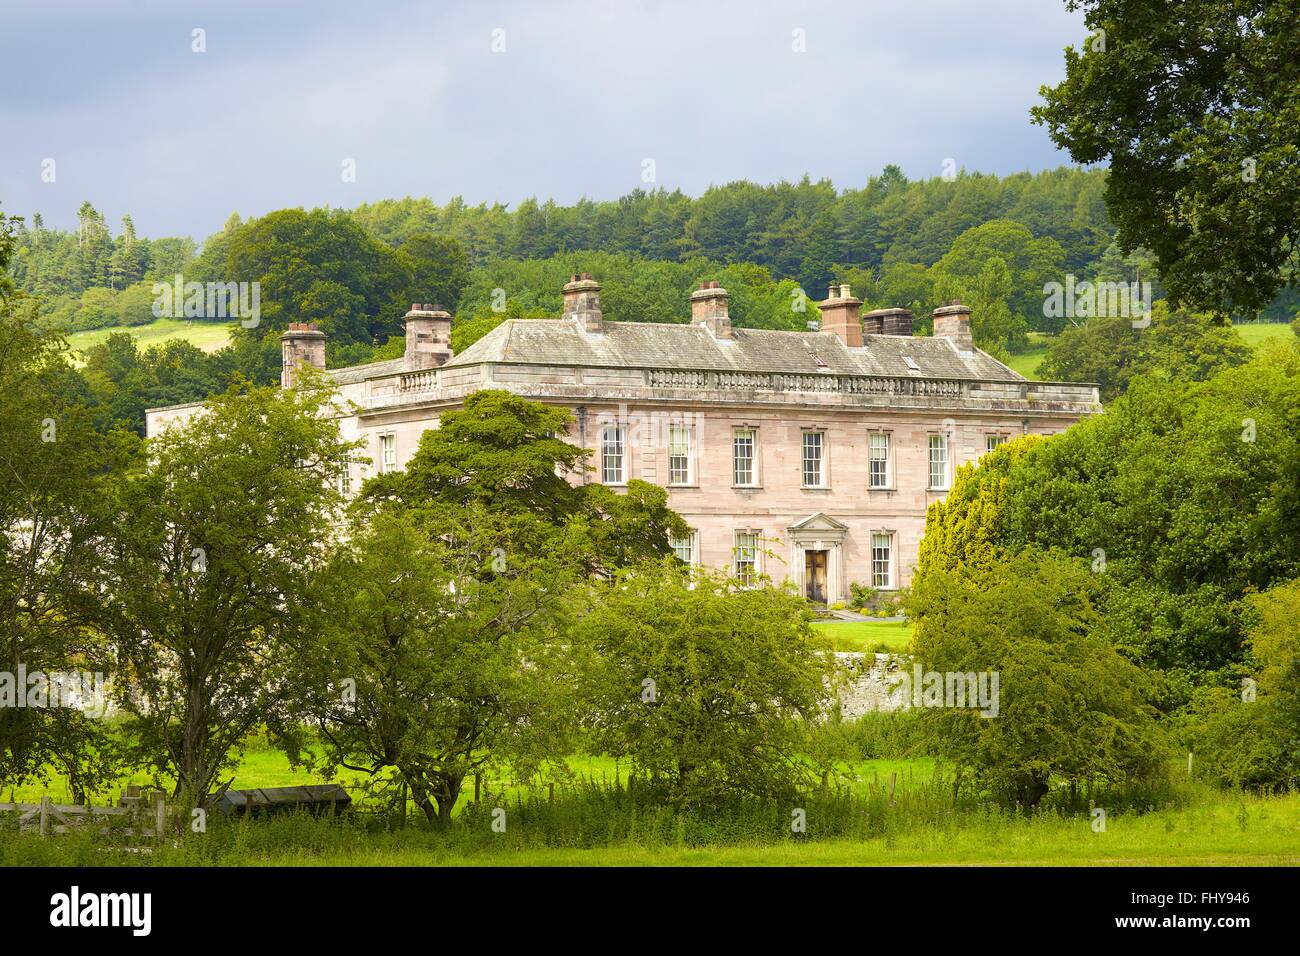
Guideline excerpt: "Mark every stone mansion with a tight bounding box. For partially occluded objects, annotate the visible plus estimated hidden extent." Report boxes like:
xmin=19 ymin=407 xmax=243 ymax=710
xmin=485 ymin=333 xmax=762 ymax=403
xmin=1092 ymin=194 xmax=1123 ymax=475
xmin=146 ymin=276 xmax=1099 ymax=604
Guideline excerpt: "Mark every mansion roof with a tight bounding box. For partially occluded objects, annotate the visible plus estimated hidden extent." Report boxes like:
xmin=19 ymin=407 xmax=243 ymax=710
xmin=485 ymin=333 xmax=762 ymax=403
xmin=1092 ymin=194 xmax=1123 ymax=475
xmin=329 ymin=317 xmax=1023 ymax=386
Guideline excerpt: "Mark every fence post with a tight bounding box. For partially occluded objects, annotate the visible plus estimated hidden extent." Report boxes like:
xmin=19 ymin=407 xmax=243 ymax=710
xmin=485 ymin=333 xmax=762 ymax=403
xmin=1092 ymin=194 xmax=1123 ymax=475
xmin=154 ymin=792 xmax=166 ymax=842
xmin=888 ymin=772 xmax=897 ymax=805
xmin=39 ymin=795 xmax=51 ymax=836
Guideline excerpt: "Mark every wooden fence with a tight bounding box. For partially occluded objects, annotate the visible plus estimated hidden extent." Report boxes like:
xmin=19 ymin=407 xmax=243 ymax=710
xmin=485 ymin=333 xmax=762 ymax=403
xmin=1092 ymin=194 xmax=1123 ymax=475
xmin=0 ymin=791 xmax=168 ymax=839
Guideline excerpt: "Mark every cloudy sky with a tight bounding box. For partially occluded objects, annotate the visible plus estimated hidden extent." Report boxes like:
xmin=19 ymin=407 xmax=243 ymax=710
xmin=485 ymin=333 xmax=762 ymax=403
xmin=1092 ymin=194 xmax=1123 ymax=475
xmin=1 ymin=0 xmax=1088 ymax=240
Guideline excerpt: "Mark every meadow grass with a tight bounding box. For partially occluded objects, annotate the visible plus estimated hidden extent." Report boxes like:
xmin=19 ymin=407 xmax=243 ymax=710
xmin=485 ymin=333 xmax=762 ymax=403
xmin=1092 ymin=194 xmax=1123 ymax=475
xmin=1233 ymin=320 xmax=1294 ymax=347
xmin=63 ymin=317 xmax=232 ymax=361
xmin=1005 ymin=345 xmax=1049 ymax=380
xmin=2 ymin=781 xmax=1292 ymax=867
xmin=4 ymin=722 xmax=1293 ymax=867
xmin=812 ymin=619 xmax=913 ymax=653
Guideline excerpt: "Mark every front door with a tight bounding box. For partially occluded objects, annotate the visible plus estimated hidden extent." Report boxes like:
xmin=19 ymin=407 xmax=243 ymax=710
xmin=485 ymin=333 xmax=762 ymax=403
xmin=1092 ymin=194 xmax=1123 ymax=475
xmin=805 ymin=550 xmax=828 ymax=603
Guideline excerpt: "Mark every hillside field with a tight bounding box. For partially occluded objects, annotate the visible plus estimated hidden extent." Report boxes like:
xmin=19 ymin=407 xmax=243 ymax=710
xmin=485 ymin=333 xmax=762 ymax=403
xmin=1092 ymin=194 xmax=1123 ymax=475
xmin=63 ymin=317 xmax=232 ymax=360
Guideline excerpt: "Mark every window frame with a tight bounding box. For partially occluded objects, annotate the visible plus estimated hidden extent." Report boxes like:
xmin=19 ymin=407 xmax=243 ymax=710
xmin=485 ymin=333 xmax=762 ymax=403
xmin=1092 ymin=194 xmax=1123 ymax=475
xmin=379 ymin=433 xmax=397 ymax=474
xmin=668 ymin=423 xmax=694 ymax=486
xmin=871 ymin=531 xmax=894 ymax=589
xmin=927 ymin=433 xmax=949 ymax=491
xmin=801 ymin=429 xmax=827 ymax=489
xmin=734 ymin=530 xmax=759 ymax=585
xmin=670 ymin=528 xmax=698 ymax=566
xmin=868 ymin=430 xmax=892 ymax=490
xmin=733 ymin=427 xmax=758 ymax=488
xmin=600 ymin=423 xmax=627 ymax=485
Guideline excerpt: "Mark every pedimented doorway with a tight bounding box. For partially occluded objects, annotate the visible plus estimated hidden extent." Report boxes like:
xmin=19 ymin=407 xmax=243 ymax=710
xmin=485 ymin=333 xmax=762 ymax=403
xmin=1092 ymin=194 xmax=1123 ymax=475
xmin=788 ymin=512 xmax=848 ymax=606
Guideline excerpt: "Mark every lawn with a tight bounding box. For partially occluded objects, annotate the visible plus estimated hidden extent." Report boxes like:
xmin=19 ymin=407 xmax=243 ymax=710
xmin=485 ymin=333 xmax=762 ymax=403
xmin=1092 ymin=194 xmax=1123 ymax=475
xmin=812 ymin=619 xmax=912 ymax=653
xmin=63 ymin=317 xmax=232 ymax=360
xmin=4 ymin=743 xmax=929 ymax=816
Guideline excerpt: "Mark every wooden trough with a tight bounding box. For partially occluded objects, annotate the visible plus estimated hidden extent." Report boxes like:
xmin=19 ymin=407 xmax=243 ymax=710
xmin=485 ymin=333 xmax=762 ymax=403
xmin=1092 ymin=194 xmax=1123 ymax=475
xmin=211 ymin=784 xmax=351 ymax=819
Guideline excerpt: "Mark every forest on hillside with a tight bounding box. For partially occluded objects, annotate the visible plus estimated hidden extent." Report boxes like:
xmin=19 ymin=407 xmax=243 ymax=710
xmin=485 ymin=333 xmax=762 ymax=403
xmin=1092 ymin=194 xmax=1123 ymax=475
xmin=6 ymin=164 xmax=1299 ymax=434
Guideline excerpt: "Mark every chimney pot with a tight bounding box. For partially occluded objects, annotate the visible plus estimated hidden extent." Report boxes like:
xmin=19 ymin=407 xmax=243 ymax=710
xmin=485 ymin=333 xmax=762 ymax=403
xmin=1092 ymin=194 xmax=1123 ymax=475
xmin=280 ymin=322 xmax=327 ymax=387
xmin=931 ymin=303 xmax=974 ymax=351
xmin=863 ymin=307 xmax=914 ymax=336
xmin=689 ymin=282 xmax=732 ymax=338
xmin=563 ymin=272 xmax=604 ymax=332
xmin=818 ymin=287 xmax=864 ymax=347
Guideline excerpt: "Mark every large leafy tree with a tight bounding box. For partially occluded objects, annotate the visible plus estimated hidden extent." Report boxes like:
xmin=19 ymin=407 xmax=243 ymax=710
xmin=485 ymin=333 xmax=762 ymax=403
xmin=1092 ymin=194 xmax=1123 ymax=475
xmin=917 ymin=435 xmax=1046 ymax=579
xmin=301 ymin=506 xmax=586 ymax=825
xmin=92 ymin=376 xmax=356 ymax=808
xmin=920 ymin=342 xmax=1300 ymax=695
xmin=79 ymin=332 xmax=233 ymax=435
xmin=575 ymin=559 xmax=836 ymax=805
xmin=908 ymin=549 xmax=1167 ymax=808
xmin=396 ymin=233 xmax=469 ymax=312
xmin=363 ymin=389 xmax=687 ymax=570
xmin=224 ymin=208 xmax=409 ymax=346
xmin=1034 ymin=1 xmax=1300 ymax=313
xmin=1178 ymin=578 xmax=1300 ymax=790
xmin=929 ymin=219 xmax=1066 ymax=333
xmin=0 ymin=222 xmax=125 ymax=799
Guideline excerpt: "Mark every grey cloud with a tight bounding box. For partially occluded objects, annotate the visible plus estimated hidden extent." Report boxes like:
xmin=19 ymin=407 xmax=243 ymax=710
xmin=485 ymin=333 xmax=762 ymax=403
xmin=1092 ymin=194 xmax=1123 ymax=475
xmin=0 ymin=0 xmax=1086 ymax=239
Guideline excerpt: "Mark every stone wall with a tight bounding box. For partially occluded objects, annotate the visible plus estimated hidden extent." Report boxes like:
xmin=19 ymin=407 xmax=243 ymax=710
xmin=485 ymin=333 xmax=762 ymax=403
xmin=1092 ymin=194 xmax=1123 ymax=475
xmin=835 ymin=651 xmax=911 ymax=717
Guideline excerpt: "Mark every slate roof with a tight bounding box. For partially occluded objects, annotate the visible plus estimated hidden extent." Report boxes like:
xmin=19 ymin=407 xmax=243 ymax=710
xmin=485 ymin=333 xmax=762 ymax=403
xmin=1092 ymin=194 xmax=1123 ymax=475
xmin=328 ymin=357 xmax=407 ymax=385
xmin=436 ymin=318 xmax=1024 ymax=382
xmin=325 ymin=318 xmax=1024 ymax=385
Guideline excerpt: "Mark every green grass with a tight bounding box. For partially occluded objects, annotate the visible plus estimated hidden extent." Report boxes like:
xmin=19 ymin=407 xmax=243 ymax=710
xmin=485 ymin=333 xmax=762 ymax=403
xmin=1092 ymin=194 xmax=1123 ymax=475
xmin=1005 ymin=345 xmax=1049 ymax=380
xmin=63 ymin=318 xmax=232 ymax=360
xmin=5 ymin=777 xmax=1293 ymax=867
xmin=812 ymin=619 xmax=913 ymax=653
xmin=7 ymin=730 xmax=1296 ymax=867
xmin=1233 ymin=320 xmax=1294 ymax=347
xmin=237 ymin=793 xmax=1300 ymax=866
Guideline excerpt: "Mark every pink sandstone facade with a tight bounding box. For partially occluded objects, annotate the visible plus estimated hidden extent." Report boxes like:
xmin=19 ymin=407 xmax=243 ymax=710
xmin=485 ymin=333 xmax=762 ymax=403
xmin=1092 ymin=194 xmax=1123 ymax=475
xmin=146 ymin=276 xmax=1100 ymax=603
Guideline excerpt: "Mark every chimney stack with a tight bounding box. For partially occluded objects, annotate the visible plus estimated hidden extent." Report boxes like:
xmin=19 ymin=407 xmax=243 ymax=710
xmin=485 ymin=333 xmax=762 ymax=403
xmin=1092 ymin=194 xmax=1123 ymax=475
xmin=690 ymin=280 xmax=731 ymax=338
xmin=864 ymin=307 xmax=914 ymax=337
xmin=562 ymin=273 xmax=603 ymax=332
xmin=403 ymin=303 xmax=453 ymax=369
xmin=279 ymin=322 xmax=327 ymax=388
xmin=931 ymin=301 xmax=973 ymax=351
xmin=819 ymin=283 xmax=863 ymax=346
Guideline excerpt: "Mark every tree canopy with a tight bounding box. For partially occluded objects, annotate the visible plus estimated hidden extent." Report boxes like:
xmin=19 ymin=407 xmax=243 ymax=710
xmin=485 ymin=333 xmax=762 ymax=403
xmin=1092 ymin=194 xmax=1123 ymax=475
xmin=1034 ymin=0 xmax=1300 ymax=314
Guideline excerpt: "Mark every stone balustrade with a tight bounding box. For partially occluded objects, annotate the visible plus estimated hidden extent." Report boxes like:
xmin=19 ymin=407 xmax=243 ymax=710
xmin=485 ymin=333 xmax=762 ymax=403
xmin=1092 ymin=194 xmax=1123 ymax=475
xmin=377 ymin=362 xmax=1096 ymax=409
